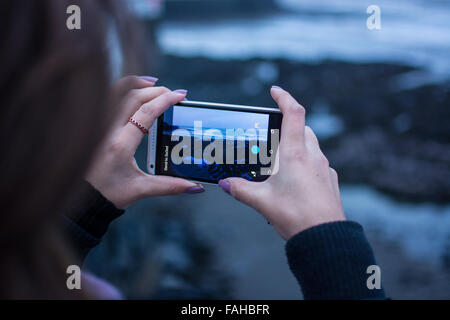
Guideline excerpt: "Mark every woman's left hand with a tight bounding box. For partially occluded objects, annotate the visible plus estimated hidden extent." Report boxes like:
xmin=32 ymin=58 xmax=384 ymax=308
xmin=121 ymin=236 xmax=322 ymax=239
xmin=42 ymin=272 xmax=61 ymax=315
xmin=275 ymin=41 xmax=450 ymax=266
xmin=85 ymin=76 xmax=204 ymax=209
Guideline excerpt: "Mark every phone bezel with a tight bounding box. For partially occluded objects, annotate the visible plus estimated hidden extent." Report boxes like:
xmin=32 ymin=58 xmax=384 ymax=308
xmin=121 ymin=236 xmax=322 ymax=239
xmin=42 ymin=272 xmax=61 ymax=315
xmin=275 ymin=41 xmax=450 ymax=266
xmin=147 ymin=100 xmax=282 ymax=184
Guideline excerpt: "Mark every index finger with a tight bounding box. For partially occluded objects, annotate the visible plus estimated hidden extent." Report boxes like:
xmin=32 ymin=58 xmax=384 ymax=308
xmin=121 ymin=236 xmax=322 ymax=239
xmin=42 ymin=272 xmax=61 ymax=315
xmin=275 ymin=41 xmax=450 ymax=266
xmin=112 ymin=75 xmax=157 ymax=99
xmin=122 ymin=90 xmax=187 ymax=152
xmin=270 ymin=87 xmax=306 ymax=151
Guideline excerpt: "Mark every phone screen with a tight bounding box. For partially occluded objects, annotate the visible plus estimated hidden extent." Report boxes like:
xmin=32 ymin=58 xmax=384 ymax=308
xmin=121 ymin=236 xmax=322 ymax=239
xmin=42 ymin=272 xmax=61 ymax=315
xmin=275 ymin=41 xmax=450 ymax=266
xmin=155 ymin=105 xmax=282 ymax=183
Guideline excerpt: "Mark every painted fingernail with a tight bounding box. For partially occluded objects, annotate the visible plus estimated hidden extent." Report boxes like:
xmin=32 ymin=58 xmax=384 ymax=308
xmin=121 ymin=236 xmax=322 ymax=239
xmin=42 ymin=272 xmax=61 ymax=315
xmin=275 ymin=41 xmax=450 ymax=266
xmin=271 ymin=85 xmax=282 ymax=90
xmin=141 ymin=76 xmax=159 ymax=83
xmin=174 ymin=89 xmax=188 ymax=95
xmin=185 ymin=186 xmax=205 ymax=194
xmin=218 ymin=180 xmax=230 ymax=194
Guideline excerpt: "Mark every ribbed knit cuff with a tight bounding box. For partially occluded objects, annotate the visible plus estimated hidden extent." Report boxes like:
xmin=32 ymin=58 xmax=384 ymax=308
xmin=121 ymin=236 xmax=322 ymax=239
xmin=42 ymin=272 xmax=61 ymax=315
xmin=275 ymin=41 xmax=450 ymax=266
xmin=285 ymin=221 xmax=386 ymax=300
xmin=62 ymin=215 xmax=101 ymax=262
xmin=64 ymin=181 xmax=125 ymax=238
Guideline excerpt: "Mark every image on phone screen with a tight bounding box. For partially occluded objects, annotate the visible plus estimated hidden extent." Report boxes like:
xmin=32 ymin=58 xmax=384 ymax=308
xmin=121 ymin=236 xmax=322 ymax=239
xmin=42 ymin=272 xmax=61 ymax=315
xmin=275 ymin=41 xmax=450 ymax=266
xmin=154 ymin=104 xmax=282 ymax=184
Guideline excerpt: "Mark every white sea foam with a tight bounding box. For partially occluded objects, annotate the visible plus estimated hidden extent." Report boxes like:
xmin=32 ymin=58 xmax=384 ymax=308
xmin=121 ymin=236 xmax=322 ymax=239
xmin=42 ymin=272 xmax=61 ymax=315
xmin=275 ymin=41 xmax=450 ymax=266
xmin=157 ymin=0 xmax=450 ymax=81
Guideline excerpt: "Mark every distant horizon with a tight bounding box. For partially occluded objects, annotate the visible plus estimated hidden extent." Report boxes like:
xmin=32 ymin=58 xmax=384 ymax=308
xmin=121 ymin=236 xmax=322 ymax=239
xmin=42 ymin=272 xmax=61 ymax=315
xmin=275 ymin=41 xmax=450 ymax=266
xmin=170 ymin=106 xmax=269 ymax=131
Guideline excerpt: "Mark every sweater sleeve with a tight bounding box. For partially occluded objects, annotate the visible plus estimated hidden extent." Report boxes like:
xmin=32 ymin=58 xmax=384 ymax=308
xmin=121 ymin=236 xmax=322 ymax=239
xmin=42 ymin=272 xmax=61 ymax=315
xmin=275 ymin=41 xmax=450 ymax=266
xmin=285 ymin=221 xmax=386 ymax=300
xmin=61 ymin=181 xmax=125 ymax=264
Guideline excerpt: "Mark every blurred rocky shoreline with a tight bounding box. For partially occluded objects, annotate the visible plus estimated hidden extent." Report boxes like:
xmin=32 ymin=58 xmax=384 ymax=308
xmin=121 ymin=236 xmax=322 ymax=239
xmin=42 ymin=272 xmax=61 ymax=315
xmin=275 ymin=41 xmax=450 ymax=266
xmin=157 ymin=55 xmax=450 ymax=204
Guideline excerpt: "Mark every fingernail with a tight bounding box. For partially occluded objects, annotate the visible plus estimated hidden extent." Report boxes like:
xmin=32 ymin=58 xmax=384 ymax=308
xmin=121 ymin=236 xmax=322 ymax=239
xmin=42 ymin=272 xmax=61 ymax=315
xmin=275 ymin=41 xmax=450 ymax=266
xmin=174 ymin=89 xmax=188 ymax=95
xmin=218 ymin=180 xmax=230 ymax=194
xmin=141 ymin=76 xmax=159 ymax=83
xmin=271 ymin=85 xmax=282 ymax=90
xmin=185 ymin=186 xmax=205 ymax=194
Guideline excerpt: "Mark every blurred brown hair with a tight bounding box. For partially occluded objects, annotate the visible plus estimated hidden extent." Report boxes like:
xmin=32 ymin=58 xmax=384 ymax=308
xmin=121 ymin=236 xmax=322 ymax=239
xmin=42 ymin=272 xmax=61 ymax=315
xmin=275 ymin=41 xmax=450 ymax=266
xmin=0 ymin=0 xmax=143 ymax=298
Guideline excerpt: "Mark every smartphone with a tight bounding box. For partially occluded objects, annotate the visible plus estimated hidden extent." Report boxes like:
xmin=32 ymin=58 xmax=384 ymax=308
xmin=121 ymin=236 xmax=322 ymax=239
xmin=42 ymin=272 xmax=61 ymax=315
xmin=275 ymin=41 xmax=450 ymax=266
xmin=147 ymin=100 xmax=282 ymax=184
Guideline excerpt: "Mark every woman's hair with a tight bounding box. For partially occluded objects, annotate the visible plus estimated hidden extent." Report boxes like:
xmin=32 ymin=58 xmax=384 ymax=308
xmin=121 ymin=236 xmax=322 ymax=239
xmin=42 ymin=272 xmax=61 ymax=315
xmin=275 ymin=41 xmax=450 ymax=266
xmin=0 ymin=0 xmax=143 ymax=298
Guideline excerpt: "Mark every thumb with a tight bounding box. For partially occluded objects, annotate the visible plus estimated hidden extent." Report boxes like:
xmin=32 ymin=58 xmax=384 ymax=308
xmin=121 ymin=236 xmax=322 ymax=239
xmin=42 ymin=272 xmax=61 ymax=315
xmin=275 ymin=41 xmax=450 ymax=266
xmin=218 ymin=178 xmax=261 ymax=207
xmin=141 ymin=175 xmax=204 ymax=197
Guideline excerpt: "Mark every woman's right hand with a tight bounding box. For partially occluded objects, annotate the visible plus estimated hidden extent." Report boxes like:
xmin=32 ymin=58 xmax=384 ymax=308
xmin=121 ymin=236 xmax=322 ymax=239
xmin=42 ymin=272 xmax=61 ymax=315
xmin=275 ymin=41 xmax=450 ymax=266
xmin=218 ymin=87 xmax=346 ymax=240
xmin=85 ymin=76 xmax=204 ymax=210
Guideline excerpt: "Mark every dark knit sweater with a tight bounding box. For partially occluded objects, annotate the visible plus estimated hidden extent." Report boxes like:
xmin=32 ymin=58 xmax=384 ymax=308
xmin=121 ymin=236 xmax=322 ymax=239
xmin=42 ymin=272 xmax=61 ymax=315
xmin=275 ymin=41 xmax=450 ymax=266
xmin=286 ymin=221 xmax=385 ymax=299
xmin=63 ymin=181 xmax=386 ymax=300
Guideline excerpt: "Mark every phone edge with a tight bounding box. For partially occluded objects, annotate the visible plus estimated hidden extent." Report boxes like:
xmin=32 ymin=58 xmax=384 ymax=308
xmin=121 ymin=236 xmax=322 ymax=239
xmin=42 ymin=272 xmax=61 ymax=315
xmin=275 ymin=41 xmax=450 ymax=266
xmin=147 ymin=120 xmax=157 ymax=175
xmin=176 ymin=100 xmax=282 ymax=114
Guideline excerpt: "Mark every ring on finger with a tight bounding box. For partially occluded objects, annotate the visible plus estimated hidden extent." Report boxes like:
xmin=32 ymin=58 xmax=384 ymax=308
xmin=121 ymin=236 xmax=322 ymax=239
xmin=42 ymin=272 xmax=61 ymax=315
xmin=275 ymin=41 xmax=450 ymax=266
xmin=127 ymin=117 xmax=149 ymax=134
